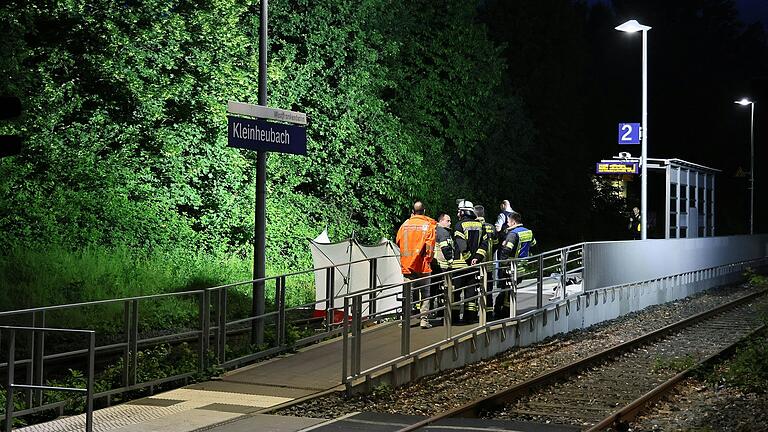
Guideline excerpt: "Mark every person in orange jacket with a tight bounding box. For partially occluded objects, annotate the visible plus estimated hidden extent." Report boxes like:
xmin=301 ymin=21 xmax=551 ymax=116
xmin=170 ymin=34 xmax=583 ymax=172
xmin=396 ymin=201 xmax=437 ymax=328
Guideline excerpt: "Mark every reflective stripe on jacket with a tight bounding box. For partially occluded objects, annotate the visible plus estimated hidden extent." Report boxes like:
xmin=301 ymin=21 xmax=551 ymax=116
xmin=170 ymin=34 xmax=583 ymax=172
xmin=453 ymin=218 xmax=488 ymax=267
xmin=499 ymin=226 xmax=536 ymax=260
xmin=433 ymin=226 xmax=454 ymax=269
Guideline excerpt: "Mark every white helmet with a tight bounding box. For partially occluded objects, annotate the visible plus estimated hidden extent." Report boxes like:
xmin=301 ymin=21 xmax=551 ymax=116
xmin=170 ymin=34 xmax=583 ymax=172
xmin=458 ymin=200 xmax=475 ymax=215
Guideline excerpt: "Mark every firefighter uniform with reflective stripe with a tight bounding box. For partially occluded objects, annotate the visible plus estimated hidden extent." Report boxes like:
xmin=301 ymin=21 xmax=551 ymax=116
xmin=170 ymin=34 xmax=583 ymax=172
xmin=477 ymin=217 xmax=497 ymax=318
xmin=495 ymin=225 xmax=536 ymax=317
xmin=430 ymin=225 xmax=454 ymax=318
xmin=433 ymin=226 xmax=454 ymax=271
xmin=451 ymin=217 xmax=488 ymax=322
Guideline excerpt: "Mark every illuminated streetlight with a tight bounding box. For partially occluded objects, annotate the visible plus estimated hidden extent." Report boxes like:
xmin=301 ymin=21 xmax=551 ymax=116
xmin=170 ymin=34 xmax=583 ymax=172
xmin=734 ymin=98 xmax=755 ymax=234
xmin=616 ymin=19 xmax=652 ymax=239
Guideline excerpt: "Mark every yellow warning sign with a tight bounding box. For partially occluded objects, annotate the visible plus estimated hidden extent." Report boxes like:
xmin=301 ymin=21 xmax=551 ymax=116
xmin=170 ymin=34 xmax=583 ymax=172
xmin=595 ymin=162 xmax=639 ymax=175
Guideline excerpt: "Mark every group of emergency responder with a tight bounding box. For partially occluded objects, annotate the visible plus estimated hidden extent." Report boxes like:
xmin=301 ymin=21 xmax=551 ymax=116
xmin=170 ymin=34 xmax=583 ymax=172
xmin=395 ymin=199 xmax=537 ymax=329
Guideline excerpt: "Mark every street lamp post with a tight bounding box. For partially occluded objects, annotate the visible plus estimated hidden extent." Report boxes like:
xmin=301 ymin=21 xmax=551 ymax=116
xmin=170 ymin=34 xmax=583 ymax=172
xmin=735 ymin=98 xmax=755 ymax=235
xmin=616 ymin=19 xmax=652 ymax=240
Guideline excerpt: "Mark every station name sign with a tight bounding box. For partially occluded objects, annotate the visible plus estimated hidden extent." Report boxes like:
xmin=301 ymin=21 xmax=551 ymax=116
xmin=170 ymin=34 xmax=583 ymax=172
xmin=228 ymin=116 xmax=307 ymax=155
xmin=595 ymin=161 xmax=639 ymax=175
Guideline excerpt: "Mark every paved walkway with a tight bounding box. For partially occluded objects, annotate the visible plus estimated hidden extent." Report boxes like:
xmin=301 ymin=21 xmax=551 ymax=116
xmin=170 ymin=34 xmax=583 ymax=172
xmin=18 ymin=282 xmax=581 ymax=432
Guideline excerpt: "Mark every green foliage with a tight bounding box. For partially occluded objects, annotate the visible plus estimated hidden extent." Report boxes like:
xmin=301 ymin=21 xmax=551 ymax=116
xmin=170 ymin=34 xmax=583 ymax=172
xmin=744 ymin=267 xmax=768 ymax=287
xmin=0 ymin=0 xmax=530 ymax=278
xmin=0 ymin=386 xmax=28 ymax=427
xmin=652 ymin=354 xmax=697 ymax=373
xmin=0 ymin=243 xmax=250 ymax=310
xmin=717 ymin=335 xmax=768 ymax=394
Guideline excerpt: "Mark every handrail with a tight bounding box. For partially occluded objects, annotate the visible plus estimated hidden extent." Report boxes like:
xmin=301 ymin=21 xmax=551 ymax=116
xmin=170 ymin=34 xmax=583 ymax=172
xmin=0 ymin=254 xmax=401 ymax=317
xmin=336 ymin=243 xmax=585 ymax=301
xmin=340 ymin=256 xmax=766 ymax=386
xmin=2 ymin=326 xmax=96 ymax=432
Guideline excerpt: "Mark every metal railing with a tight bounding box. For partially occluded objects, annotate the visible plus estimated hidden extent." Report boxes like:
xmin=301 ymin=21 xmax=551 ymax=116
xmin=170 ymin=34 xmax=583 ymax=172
xmin=340 ymin=243 xmax=585 ymax=384
xmin=339 ymin=249 xmax=767 ymax=386
xmin=0 ymin=253 xmax=401 ymax=422
xmin=1 ymin=235 xmax=764 ymax=424
xmin=2 ymin=326 xmax=95 ymax=432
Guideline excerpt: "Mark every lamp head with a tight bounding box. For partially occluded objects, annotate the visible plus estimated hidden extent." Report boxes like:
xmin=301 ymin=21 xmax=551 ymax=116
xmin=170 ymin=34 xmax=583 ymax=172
xmin=734 ymin=98 xmax=753 ymax=106
xmin=615 ymin=19 xmax=652 ymax=33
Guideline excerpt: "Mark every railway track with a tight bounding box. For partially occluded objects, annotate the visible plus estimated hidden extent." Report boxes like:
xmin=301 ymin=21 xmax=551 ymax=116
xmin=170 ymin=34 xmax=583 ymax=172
xmin=397 ymin=289 xmax=768 ymax=432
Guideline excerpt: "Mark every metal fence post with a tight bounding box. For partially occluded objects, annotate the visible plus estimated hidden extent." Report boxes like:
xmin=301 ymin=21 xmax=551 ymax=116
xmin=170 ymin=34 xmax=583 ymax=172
xmin=353 ymin=295 xmax=363 ymax=376
xmin=479 ymin=265 xmax=488 ymax=326
xmin=277 ymin=276 xmax=287 ymax=347
xmin=368 ymin=258 xmax=378 ymax=317
xmin=401 ymin=283 xmax=411 ymax=357
xmin=4 ymin=329 xmax=16 ymax=432
xmin=32 ymin=310 xmax=45 ymax=407
xmin=217 ymin=289 xmax=227 ymax=361
xmin=25 ymin=314 xmax=34 ymax=408
xmin=444 ymin=274 xmax=453 ymax=338
xmin=129 ymin=300 xmax=139 ymax=386
xmin=341 ymin=297 xmax=350 ymax=384
xmin=560 ymin=249 xmax=568 ymax=301
xmin=122 ymin=301 xmax=131 ymax=387
xmin=325 ymin=268 xmax=335 ymax=333
xmin=86 ymin=332 xmax=95 ymax=432
xmin=511 ymin=264 xmax=518 ymax=318
xmin=537 ymin=255 xmax=544 ymax=309
xmin=199 ymin=290 xmax=210 ymax=372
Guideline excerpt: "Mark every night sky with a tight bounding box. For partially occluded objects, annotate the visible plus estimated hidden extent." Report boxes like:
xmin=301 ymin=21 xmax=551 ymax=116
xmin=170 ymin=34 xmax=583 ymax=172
xmin=736 ymin=0 xmax=768 ymax=28
xmin=580 ymin=0 xmax=767 ymax=235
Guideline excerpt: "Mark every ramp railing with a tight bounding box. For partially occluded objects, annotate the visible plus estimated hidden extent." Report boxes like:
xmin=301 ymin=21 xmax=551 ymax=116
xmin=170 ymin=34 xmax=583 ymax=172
xmin=340 ymin=243 xmax=585 ymax=384
xmin=339 ymin=236 xmax=768 ymax=387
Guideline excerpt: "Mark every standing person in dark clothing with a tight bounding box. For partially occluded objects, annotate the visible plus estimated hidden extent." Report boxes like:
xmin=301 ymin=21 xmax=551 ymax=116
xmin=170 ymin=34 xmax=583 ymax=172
xmin=474 ymin=205 xmax=497 ymax=321
xmin=431 ymin=213 xmax=454 ymax=273
xmin=431 ymin=213 xmax=454 ymax=320
xmin=628 ymin=206 xmax=641 ymax=240
xmin=494 ymin=200 xmax=514 ymax=312
xmin=495 ymin=200 xmax=514 ymax=234
xmin=451 ymin=200 xmax=488 ymax=323
xmin=494 ymin=212 xmax=537 ymax=318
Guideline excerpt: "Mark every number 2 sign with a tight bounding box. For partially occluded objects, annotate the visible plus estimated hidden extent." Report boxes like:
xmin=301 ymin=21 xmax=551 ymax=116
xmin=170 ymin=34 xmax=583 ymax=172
xmin=618 ymin=123 xmax=641 ymax=145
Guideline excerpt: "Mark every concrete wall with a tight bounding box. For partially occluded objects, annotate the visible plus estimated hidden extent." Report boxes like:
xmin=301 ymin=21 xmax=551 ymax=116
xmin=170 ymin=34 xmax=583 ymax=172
xmin=583 ymin=235 xmax=768 ymax=291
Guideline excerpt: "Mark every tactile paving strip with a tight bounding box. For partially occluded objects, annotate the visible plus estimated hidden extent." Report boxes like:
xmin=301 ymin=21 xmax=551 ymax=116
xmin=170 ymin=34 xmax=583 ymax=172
xmin=16 ymin=387 xmax=293 ymax=432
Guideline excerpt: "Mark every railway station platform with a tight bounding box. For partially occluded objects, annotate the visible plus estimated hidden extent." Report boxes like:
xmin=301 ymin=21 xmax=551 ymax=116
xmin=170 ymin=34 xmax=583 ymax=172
xmin=13 ymin=235 xmax=768 ymax=432
xmin=17 ymin=285 xmax=569 ymax=432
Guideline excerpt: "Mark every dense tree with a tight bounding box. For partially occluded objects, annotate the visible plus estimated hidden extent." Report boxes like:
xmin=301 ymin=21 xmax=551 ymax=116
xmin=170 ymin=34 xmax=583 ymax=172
xmin=0 ymin=0 xmax=532 ymax=272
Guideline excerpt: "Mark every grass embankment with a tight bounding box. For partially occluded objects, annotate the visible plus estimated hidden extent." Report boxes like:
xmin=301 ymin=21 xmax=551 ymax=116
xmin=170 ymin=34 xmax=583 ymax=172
xmin=0 ymin=243 xmax=318 ymax=426
xmin=0 ymin=243 xmax=315 ymax=333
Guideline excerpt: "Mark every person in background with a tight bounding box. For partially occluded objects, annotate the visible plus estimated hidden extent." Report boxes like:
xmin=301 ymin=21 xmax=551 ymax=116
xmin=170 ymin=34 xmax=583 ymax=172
xmin=451 ymin=200 xmax=488 ymax=323
xmin=493 ymin=200 xmax=514 ymax=316
xmin=494 ymin=211 xmax=536 ymax=319
xmin=628 ymin=206 xmax=641 ymax=240
xmin=474 ymin=205 xmax=497 ymax=321
xmin=495 ymin=200 xmax=514 ymax=234
xmin=396 ymin=201 xmax=437 ymax=329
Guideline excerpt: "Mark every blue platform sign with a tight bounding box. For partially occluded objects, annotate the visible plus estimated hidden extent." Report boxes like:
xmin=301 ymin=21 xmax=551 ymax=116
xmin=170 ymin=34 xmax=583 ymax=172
xmin=228 ymin=116 xmax=307 ymax=155
xmin=618 ymin=123 xmax=641 ymax=145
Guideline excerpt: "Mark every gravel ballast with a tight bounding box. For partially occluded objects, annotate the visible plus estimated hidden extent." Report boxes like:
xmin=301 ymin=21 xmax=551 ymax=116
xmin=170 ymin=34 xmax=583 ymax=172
xmin=277 ymin=283 xmax=764 ymax=421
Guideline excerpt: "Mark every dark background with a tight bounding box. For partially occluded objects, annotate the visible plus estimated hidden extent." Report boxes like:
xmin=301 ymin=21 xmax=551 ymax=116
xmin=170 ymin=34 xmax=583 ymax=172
xmin=480 ymin=0 xmax=768 ymax=240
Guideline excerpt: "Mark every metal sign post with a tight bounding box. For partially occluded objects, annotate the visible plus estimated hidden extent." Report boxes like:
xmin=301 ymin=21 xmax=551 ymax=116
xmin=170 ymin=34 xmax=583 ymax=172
xmin=226 ymin=0 xmax=307 ymax=346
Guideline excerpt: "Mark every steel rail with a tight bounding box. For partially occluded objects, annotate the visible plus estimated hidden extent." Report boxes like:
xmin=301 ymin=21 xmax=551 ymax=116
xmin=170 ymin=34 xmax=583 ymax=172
xmin=586 ymin=323 xmax=767 ymax=431
xmin=395 ymin=288 xmax=768 ymax=432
